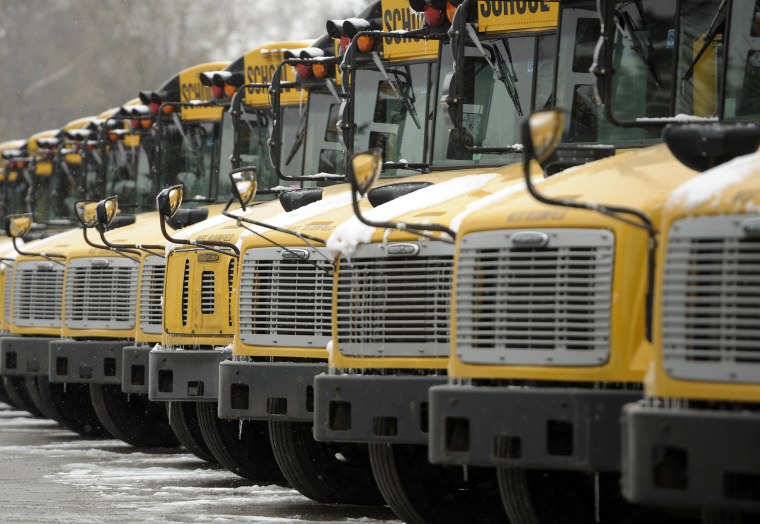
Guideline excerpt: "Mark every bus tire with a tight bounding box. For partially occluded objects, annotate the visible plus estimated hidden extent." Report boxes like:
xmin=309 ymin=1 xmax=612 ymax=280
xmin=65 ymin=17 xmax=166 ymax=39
xmin=0 ymin=377 xmax=16 ymax=408
xmin=90 ymin=384 xmax=179 ymax=448
xmin=25 ymin=376 xmax=64 ymax=422
xmin=369 ymin=443 xmax=506 ymax=524
xmin=703 ymin=511 xmax=757 ymax=524
xmin=167 ymin=401 xmax=218 ymax=463
xmin=35 ymin=377 xmax=109 ymax=437
xmin=196 ymin=401 xmax=283 ymax=482
xmin=269 ymin=420 xmax=384 ymax=505
xmin=3 ymin=376 xmax=44 ymax=417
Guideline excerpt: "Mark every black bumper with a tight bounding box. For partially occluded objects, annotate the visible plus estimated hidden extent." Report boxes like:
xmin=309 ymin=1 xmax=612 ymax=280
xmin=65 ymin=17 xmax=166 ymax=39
xmin=429 ymin=384 xmax=640 ymax=472
xmin=48 ymin=339 xmax=128 ymax=384
xmin=314 ymin=374 xmax=445 ymax=445
xmin=622 ymin=402 xmax=760 ymax=512
xmin=148 ymin=347 xmax=229 ymax=402
xmin=0 ymin=336 xmax=53 ymax=377
xmin=121 ymin=345 xmax=151 ymax=395
xmin=217 ymin=360 xmax=326 ymax=422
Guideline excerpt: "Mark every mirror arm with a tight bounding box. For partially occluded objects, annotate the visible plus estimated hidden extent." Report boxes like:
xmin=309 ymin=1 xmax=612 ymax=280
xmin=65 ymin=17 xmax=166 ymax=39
xmin=159 ymin=213 xmax=239 ymax=257
xmin=230 ymin=81 xmax=278 ymax=170
xmin=11 ymin=237 xmax=65 ymax=266
xmin=222 ymin=210 xmax=325 ymax=245
xmin=83 ymin=228 xmax=142 ymax=263
xmin=95 ymin=228 xmax=164 ymax=259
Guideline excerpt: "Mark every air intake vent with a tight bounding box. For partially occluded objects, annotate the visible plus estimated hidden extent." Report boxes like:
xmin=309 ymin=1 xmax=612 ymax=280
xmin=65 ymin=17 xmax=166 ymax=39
xmin=201 ymin=271 xmax=215 ymax=314
xmin=336 ymin=242 xmax=453 ymax=357
xmin=65 ymin=257 xmax=139 ymax=330
xmin=13 ymin=260 xmax=64 ymax=328
xmin=228 ymin=259 xmax=235 ymax=327
xmin=662 ymin=215 xmax=760 ymax=383
xmin=239 ymin=247 xmax=333 ymax=348
xmin=139 ymin=256 xmax=165 ymax=334
xmin=456 ymin=229 xmax=614 ymax=366
xmin=181 ymin=260 xmax=190 ymax=326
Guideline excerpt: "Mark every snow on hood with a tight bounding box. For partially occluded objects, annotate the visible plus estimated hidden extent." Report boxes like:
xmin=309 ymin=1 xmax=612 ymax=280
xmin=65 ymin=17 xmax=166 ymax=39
xmin=667 ymin=152 xmax=760 ymax=211
xmin=164 ymin=207 xmax=254 ymax=255
xmin=450 ymin=178 xmax=541 ymax=232
xmin=235 ymin=191 xmax=354 ymax=249
xmin=327 ymin=173 xmax=499 ymax=258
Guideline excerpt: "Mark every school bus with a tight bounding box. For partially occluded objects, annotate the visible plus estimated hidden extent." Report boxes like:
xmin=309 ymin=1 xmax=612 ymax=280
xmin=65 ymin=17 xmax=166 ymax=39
xmin=425 ymin=0 xmax=750 ymax=522
xmin=618 ymin=1 xmax=760 ymax=520
xmin=144 ymin=41 xmax=313 ymax=475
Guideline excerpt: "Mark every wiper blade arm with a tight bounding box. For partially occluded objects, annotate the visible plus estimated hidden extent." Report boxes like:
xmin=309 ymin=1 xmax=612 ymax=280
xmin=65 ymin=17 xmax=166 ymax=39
xmin=465 ymin=24 xmax=523 ymax=116
xmin=371 ymin=52 xmax=421 ymax=130
xmin=285 ymin=108 xmax=308 ymax=166
xmin=682 ymin=0 xmax=727 ymax=81
xmin=614 ymin=10 xmax=663 ymax=88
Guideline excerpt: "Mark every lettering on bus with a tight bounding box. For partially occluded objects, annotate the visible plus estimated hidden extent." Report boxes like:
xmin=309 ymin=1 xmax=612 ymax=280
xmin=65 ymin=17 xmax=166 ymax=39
xmin=181 ymin=81 xmax=212 ymax=103
xmin=381 ymin=0 xmax=439 ymax=60
xmin=383 ymin=6 xmax=425 ymax=45
xmin=246 ymin=63 xmax=277 ymax=95
xmin=479 ymin=1 xmax=551 ymax=18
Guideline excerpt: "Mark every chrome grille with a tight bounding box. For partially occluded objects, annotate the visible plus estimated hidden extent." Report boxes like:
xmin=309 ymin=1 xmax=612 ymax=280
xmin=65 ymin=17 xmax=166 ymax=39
xmin=336 ymin=242 xmax=453 ymax=357
xmin=3 ymin=262 xmax=14 ymax=325
xmin=139 ymin=256 xmax=165 ymax=335
xmin=662 ymin=215 xmax=760 ymax=383
xmin=239 ymin=247 xmax=333 ymax=348
xmin=65 ymin=257 xmax=139 ymax=330
xmin=13 ymin=260 xmax=64 ymax=328
xmin=456 ymin=229 xmax=614 ymax=366
xmin=200 ymin=271 xmax=215 ymax=313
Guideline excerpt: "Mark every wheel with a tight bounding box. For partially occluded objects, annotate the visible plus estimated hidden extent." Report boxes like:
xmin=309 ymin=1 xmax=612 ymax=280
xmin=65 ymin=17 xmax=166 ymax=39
xmin=703 ymin=510 xmax=760 ymax=523
xmin=25 ymin=376 xmax=64 ymax=421
xmin=34 ymin=377 xmax=109 ymax=437
xmin=167 ymin=401 xmax=218 ymax=463
xmin=90 ymin=384 xmax=179 ymax=448
xmin=269 ymin=420 xmax=384 ymax=505
xmin=3 ymin=376 xmax=44 ymax=417
xmin=0 ymin=377 xmax=17 ymax=407
xmin=196 ymin=401 xmax=283 ymax=482
xmin=369 ymin=443 xmax=507 ymax=524
xmin=497 ymin=468 xmax=692 ymax=524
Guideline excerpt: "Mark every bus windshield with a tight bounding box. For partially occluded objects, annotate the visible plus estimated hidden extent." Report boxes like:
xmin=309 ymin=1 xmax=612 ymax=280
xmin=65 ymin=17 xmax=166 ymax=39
xmin=433 ymin=33 xmax=555 ymax=168
xmin=724 ymin=0 xmax=760 ymax=120
xmin=106 ymin=135 xmax=152 ymax=209
xmin=352 ymin=60 xmax=434 ymax=177
xmin=156 ymin=120 xmax=220 ymax=203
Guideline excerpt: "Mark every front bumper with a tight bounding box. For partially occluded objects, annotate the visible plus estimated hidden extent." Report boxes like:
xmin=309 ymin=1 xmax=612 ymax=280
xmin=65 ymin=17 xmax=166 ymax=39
xmin=121 ymin=345 xmax=151 ymax=395
xmin=148 ymin=347 xmax=229 ymax=402
xmin=314 ymin=374 xmax=445 ymax=445
xmin=622 ymin=402 xmax=760 ymax=512
xmin=0 ymin=336 xmax=53 ymax=377
xmin=429 ymin=385 xmax=640 ymax=472
xmin=48 ymin=339 xmax=128 ymax=384
xmin=218 ymin=360 xmax=326 ymax=422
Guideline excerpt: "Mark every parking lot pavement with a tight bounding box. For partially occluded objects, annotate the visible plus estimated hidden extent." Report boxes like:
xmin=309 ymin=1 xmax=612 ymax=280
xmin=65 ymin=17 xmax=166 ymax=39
xmin=0 ymin=403 xmax=400 ymax=523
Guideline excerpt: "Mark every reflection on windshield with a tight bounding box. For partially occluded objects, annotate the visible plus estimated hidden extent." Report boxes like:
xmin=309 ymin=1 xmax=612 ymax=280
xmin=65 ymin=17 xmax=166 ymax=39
xmin=107 ymin=136 xmax=152 ymax=209
xmin=353 ymin=61 xmax=432 ymax=176
xmin=304 ymin=93 xmax=343 ymax=177
xmin=219 ymin=110 xmax=279 ymax=196
xmin=725 ymin=0 xmax=760 ymax=120
xmin=157 ymin=120 xmax=219 ymax=202
xmin=32 ymin=159 xmax=84 ymax=223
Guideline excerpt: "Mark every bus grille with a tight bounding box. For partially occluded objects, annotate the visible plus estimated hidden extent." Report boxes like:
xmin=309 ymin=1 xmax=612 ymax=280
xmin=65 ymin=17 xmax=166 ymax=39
xmin=456 ymin=229 xmax=614 ymax=366
xmin=139 ymin=256 xmax=165 ymax=334
xmin=65 ymin=257 xmax=139 ymax=330
xmin=239 ymin=247 xmax=333 ymax=348
xmin=336 ymin=242 xmax=453 ymax=357
xmin=662 ymin=215 xmax=760 ymax=383
xmin=13 ymin=260 xmax=64 ymax=328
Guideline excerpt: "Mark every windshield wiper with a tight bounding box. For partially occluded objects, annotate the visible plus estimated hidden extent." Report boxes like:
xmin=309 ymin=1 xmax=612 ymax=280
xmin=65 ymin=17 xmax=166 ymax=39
xmin=371 ymin=52 xmax=421 ymax=130
xmin=682 ymin=0 xmax=727 ymax=81
xmin=613 ymin=5 xmax=663 ymax=88
xmin=465 ymin=24 xmax=523 ymax=116
xmin=285 ymin=108 xmax=308 ymax=166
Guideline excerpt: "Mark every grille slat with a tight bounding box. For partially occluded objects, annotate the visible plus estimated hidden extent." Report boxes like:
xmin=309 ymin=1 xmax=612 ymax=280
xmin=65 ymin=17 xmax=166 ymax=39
xmin=65 ymin=257 xmax=139 ymax=330
xmin=13 ymin=261 xmax=64 ymax=327
xmin=139 ymin=256 xmax=165 ymax=334
xmin=662 ymin=215 xmax=760 ymax=383
xmin=2 ymin=263 xmax=13 ymax=326
xmin=336 ymin=242 xmax=453 ymax=358
xmin=456 ymin=229 xmax=614 ymax=366
xmin=239 ymin=247 xmax=333 ymax=348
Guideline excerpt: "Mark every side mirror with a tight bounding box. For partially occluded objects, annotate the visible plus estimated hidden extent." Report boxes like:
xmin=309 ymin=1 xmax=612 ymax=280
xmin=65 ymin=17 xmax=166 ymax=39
xmin=5 ymin=214 xmax=33 ymax=238
xmin=75 ymin=200 xmax=100 ymax=228
xmin=229 ymin=166 xmax=258 ymax=211
xmin=523 ymin=109 xmax=564 ymax=166
xmin=156 ymin=184 xmax=184 ymax=220
xmin=349 ymin=148 xmax=382 ymax=197
xmin=96 ymin=196 xmax=119 ymax=231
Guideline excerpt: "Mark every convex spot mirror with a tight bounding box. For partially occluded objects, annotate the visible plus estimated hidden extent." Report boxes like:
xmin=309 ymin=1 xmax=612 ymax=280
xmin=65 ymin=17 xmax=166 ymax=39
xmin=156 ymin=184 xmax=184 ymax=220
xmin=523 ymin=109 xmax=564 ymax=167
xmin=229 ymin=166 xmax=258 ymax=210
xmin=5 ymin=214 xmax=33 ymax=238
xmin=75 ymin=201 xmax=99 ymax=228
xmin=349 ymin=148 xmax=383 ymax=197
xmin=96 ymin=196 xmax=119 ymax=231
